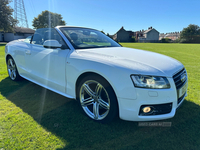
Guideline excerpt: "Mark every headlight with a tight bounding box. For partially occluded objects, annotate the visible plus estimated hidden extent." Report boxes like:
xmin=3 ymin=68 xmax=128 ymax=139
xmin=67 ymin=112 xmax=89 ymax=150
xmin=131 ymin=75 xmax=170 ymax=89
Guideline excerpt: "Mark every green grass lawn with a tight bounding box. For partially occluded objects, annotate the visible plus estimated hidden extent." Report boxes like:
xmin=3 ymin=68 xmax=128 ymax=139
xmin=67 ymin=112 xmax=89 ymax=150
xmin=0 ymin=43 xmax=200 ymax=149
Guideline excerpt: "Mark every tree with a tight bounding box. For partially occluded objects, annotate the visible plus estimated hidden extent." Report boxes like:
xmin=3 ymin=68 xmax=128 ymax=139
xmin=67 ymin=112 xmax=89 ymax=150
xmin=130 ymin=36 xmax=136 ymax=42
xmin=32 ymin=10 xmax=66 ymax=29
xmin=101 ymin=31 xmax=105 ymax=34
xmin=180 ymin=24 xmax=200 ymax=43
xmin=106 ymin=33 xmax=113 ymax=38
xmin=0 ymin=0 xmax=17 ymax=32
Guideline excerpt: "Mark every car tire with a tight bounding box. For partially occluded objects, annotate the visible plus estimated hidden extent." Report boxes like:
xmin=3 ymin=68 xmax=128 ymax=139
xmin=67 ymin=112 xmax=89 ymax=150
xmin=7 ymin=57 xmax=21 ymax=81
xmin=77 ymin=75 xmax=118 ymax=123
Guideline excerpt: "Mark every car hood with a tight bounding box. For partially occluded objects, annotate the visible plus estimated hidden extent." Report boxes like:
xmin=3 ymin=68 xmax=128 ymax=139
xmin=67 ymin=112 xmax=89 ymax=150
xmin=76 ymin=47 xmax=183 ymax=77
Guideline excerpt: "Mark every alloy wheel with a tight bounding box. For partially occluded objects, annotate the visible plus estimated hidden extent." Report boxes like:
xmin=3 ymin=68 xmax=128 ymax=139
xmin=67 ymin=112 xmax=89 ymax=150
xmin=7 ymin=58 xmax=17 ymax=80
xmin=79 ymin=80 xmax=110 ymax=120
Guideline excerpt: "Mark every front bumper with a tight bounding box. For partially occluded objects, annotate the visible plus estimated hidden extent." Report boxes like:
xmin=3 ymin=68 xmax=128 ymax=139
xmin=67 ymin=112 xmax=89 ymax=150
xmin=117 ymin=77 xmax=187 ymax=121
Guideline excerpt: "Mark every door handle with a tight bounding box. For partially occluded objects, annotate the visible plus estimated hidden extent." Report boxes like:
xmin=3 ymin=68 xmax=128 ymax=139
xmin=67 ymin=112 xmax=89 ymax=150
xmin=25 ymin=50 xmax=31 ymax=55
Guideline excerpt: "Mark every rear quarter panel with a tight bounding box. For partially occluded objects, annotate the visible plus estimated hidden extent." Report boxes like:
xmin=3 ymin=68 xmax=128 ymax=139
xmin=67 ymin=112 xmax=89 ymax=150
xmin=6 ymin=40 xmax=30 ymax=75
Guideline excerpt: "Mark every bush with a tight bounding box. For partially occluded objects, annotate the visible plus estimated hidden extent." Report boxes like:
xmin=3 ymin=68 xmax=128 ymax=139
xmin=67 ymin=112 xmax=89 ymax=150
xmin=161 ymin=38 xmax=171 ymax=43
xmin=173 ymin=38 xmax=180 ymax=43
xmin=179 ymin=38 xmax=188 ymax=43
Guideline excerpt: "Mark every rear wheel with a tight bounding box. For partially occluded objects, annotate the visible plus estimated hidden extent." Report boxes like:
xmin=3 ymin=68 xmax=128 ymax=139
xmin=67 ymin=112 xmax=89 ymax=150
xmin=7 ymin=57 xmax=21 ymax=81
xmin=77 ymin=75 xmax=118 ymax=123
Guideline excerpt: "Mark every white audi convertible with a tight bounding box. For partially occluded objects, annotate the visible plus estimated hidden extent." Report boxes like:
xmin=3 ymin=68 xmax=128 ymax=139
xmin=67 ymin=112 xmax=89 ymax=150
xmin=5 ymin=26 xmax=188 ymax=123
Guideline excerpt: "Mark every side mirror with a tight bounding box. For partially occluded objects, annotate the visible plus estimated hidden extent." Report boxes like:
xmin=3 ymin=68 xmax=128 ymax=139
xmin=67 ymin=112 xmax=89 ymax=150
xmin=43 ymin=40 xmax=62 ymax=49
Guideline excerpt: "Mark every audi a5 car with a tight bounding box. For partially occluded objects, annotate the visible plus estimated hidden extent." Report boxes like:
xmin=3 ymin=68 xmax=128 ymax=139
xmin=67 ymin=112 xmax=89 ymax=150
xmin=5 ymin=26 xmax=188 ymax=123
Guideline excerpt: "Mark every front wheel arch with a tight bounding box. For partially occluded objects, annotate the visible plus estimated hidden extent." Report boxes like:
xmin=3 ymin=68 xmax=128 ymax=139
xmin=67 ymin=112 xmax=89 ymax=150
xmin=76 ymin=72 xmax=117 ymax=99
xmin=6 ymin=54 xmax=13 ymax=64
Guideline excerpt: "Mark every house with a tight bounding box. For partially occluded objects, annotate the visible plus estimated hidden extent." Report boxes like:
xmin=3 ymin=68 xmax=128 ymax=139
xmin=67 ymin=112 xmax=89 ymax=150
xmin=159 ymin=32 xmax=180 ymax=41
xmin=139 ymin=27 xmax=159 ymax=42
xmin=113 ymin=27 xmax=135 ymax=42
xmin=135 ymin=30 xmax=144 ymax=41
xmin=113 ymin=26 xmax=159 ymax=42
xmin=0 ymin=27 xmax=35 ymax=42
xmin=159 ymin=33 xmax=166 ymax=40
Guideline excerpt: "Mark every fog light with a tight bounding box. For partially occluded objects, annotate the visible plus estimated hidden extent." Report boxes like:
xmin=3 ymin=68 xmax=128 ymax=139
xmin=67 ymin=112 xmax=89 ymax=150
xmin=139 ymin=103 xmax=172 ymax=116
xmin=143 ymin=106 xmax=151 ymax=113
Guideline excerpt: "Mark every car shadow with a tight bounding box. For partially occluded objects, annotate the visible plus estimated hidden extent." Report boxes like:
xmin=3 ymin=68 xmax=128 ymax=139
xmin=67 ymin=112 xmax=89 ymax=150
xmin=1 ymin=77 xmax=200 ymax=149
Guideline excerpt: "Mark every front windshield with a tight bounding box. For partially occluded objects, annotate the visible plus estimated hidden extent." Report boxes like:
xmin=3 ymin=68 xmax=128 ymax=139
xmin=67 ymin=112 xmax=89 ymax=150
xmin=60 ymin=27 xmax=121 ymax=49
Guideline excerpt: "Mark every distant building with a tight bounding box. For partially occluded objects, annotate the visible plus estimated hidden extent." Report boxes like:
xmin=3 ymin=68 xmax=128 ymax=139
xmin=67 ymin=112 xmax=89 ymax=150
xmin=135 ymin=30 xmax=144 ymax=41
xmin=0 ymin=27 xmax=35 ymax=42
xmin=159 ymin=32 xmax=180 ymax=41
xmin=144 ymin=27 xmax=159 ymax=40
xmin=113 ymin=26 xmax=159 ymax=42
xmin=113 ymin=27 xmax=135 ymax=42
xmin=138 ymin=27 xmax=159 ymax=42
xmin=159 ymin=33 xmax=166 ymax=40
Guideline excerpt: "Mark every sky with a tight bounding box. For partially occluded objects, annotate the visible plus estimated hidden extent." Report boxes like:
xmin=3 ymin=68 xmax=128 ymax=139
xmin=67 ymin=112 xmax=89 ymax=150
xmin=10 ymin=0 xmax=200 ymax=35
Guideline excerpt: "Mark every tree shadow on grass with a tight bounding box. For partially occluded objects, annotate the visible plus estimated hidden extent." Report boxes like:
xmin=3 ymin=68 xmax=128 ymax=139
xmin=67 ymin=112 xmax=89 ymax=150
xmin=1 ymin=77 xmax=200 ymax=150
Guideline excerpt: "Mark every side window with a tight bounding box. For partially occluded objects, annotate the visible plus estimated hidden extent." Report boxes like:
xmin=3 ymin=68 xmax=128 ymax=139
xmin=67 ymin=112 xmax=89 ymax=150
xmin=43 ymin=29 xmax=66 ymax=46
xmin=31 ymin=28 xmax=67 ymax=47
xmin=32 ymin=33 xmax=43 ymax=45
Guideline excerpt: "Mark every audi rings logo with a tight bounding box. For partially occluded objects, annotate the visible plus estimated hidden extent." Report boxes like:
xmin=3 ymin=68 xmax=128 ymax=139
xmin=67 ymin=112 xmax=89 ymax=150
xmin=181 ymin=73 xmax=187 ymax=82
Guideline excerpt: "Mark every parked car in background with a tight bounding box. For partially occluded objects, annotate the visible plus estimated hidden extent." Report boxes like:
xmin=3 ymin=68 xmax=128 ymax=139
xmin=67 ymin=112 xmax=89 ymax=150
xmin=5 ymin=26 xmax=188 ymax=123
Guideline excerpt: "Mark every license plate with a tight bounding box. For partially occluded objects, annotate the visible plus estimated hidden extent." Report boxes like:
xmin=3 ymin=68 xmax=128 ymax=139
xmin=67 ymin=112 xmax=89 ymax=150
xmin=178 ymin=82 xmax=188 ymax=98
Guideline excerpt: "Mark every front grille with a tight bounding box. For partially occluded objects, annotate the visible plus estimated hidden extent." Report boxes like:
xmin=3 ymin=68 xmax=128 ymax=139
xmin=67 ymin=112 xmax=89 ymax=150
xmin=173 ymin=68 xmax=187 ymax=107
xmin=173 ymin=68 xmax=187 ymax=90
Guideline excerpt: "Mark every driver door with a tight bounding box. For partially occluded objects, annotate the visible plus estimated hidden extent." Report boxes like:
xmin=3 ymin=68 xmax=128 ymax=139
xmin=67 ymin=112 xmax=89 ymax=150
xmin=25 ymin=28 xmax=70 ymax=94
